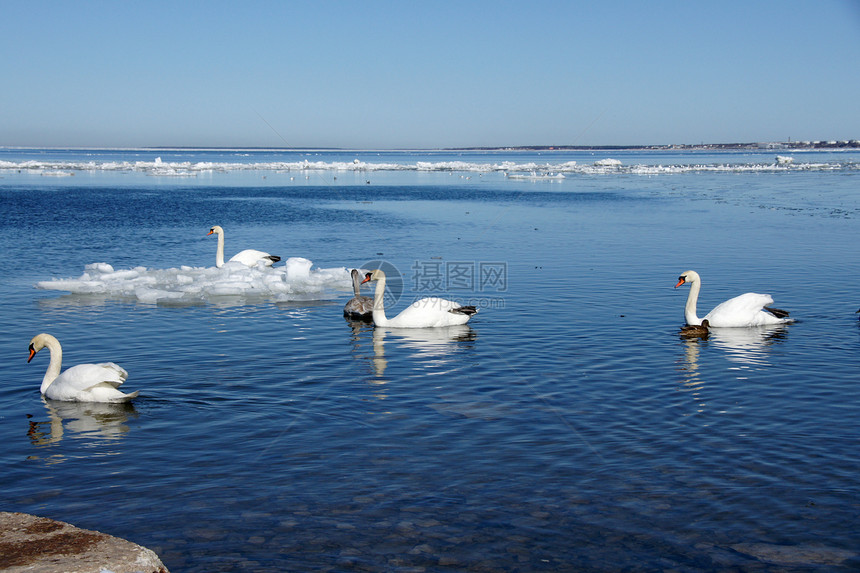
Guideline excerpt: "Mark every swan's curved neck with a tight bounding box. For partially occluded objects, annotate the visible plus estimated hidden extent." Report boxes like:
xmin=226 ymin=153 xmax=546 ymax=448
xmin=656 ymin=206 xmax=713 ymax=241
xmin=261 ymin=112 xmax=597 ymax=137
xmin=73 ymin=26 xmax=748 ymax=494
xmin=684 ymin=278 xmax=702 ymax=325
xmin=40 ymin=339 xmax=63 ymax=394
xmin=214 ymin=231 xmax=225 ymax=268
xmin=372 ymin=276 xmax=390 ymax=326
xmin=352 ymin=272 xmax=362 ymax=296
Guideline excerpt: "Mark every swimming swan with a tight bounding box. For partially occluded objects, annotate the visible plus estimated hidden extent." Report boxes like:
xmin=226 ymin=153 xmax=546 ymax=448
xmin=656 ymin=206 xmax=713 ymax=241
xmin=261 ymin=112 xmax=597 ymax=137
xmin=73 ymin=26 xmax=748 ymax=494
xmin=361 ymin=269 xmax=477 ymax=328
xmin=207 ymin=225 xmax=281 ymax=268
xmin=343 ymin=269 xmax=373 ymax=320
xmin=28 ymin=333 xmax=138 ymax=402
xmin=675 ymin=270 xmax=791 ymax=327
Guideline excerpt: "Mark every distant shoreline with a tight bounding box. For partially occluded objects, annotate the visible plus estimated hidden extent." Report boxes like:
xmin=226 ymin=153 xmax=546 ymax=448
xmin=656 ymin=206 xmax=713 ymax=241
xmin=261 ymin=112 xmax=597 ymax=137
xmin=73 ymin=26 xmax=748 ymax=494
xmin=2 ymin=140 xmax=858 ymax=152
xmin=448 ymin=140 xmax=860 ymax=152
xmin=146 ymin=140 xmax=860 ymax=152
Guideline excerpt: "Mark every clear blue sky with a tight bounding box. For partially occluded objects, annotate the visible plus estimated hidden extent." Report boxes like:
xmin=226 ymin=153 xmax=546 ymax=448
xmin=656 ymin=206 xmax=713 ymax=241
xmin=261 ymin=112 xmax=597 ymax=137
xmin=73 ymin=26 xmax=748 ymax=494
xmin=2 ymin=0 xmax=859 ymax=149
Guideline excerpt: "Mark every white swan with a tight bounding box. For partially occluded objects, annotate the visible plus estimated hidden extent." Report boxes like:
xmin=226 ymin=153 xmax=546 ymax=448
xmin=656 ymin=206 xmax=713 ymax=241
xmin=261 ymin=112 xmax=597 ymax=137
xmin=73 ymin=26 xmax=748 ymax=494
xmin=27 ymin=333 xmax=138 ymax=402
xmin=207 ymin=225 xmax=281 ymax=268
xmin=343 ymin=268 xmax=373 ymax=320
xmin=361 ymin=269 xmax=477 ymax=328
xmin=675 ymin=270 xmax=791 ymax=327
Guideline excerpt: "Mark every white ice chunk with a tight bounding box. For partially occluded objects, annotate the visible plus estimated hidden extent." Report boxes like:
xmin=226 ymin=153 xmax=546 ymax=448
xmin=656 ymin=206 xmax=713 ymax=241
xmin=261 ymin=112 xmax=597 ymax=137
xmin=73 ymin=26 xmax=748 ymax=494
xmin=35 ymin=259 xmax=352 ymax=304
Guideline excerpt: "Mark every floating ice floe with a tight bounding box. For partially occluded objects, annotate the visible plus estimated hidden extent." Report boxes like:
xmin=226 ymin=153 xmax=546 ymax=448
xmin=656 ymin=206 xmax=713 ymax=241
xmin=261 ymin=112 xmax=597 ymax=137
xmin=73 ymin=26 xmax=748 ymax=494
xmin=36 ymin=258 xmax=352 ymax=305
xmin=505 ymin=171 xmax=565 ymax=180
xmin=2 ymin=156 xmax=855 ymax=178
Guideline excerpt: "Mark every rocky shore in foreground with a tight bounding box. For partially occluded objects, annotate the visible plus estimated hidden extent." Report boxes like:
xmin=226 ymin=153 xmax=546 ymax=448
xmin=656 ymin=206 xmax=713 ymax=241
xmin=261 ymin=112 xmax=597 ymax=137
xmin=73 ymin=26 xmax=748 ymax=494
xmin=0 ymin=512 xmax=168 ymax=573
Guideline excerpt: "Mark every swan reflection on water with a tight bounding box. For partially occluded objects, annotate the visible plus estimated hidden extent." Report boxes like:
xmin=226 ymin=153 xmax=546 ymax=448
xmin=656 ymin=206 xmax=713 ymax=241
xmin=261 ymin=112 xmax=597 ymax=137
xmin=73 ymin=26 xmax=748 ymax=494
xmin=676 ymin=324 xmax=790 ymax=417
xmin=374 ymin=324 xmax=475 ymax=367
xmin=28 ymin=397 xmax=138 ymax=449
xmin=707 ymin=324 xmax=789 ymax=366
xmin=677 ymin=335 xmax=708 ymax=411
xmin=372 ymin=324 xmax=476 ymax=376
xmin=678 ymin=323 xmax=789 ymax=368
xmin=346 ymin=319 xmax=476 ymax=380
xmin=373 ymin=324 xmax=476 ymax=354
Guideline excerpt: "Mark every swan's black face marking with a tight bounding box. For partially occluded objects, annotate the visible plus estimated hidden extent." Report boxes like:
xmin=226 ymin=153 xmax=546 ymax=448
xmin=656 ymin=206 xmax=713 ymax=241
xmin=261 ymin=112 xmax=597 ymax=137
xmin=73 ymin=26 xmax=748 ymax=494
xmin=27 ymin=344 xmax=37 ymax=363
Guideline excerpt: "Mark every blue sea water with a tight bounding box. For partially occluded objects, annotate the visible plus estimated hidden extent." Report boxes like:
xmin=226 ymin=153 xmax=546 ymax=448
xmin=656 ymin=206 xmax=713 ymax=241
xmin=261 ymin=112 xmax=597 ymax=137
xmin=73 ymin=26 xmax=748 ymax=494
xmin=1 ymin=147 xmax=859 ymax=571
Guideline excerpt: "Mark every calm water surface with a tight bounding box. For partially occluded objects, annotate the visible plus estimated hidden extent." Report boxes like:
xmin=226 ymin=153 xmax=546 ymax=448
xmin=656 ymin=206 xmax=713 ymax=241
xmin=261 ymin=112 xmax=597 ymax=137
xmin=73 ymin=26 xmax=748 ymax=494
xmin=1 ymin=148 xmax=859 ymax=571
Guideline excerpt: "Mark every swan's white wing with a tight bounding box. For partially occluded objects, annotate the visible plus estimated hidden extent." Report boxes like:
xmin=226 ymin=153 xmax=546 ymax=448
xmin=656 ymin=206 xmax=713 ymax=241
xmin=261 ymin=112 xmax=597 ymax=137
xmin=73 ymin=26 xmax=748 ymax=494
xmin=45 ymin=362 xmax=129 ymax=402
xmin=705 ymin=292 xmax=786 ymax=327
xmin=84 ymin=386 xmax=139 ymax=403
xmin=229 ymin=249 xmax=279 ymax=267
xmin=44 ymin=362 xmax=129 ymax=401
xmin=60 ymin=363 xmax=127 ymax=389
xmin=388 ymin=297 xmax=474 ymax=327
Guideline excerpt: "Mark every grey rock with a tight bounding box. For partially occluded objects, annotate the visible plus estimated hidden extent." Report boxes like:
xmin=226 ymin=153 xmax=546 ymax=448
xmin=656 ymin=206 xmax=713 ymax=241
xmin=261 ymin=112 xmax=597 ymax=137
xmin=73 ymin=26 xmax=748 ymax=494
xmin=0 ymin=512 xmax=168 ymax=573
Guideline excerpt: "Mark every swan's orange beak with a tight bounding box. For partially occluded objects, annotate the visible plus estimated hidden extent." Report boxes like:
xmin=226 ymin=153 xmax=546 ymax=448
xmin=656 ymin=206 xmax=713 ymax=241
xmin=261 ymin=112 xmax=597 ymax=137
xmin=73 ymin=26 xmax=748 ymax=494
xmin=206 ymin=230 xmax=214 ymax=236
xmin=361 ymin=273 xmax=373 ymax=284
xmin=675 ymin=278 xmax=686 ymax=288
xmin=27 ymin=347 xmax=36 ymax=363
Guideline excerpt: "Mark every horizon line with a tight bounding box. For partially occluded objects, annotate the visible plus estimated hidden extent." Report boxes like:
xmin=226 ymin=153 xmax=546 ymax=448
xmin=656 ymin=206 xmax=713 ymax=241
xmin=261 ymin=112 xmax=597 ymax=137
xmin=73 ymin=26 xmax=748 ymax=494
xmin=2 ymin=139 xmax=859 ymax=152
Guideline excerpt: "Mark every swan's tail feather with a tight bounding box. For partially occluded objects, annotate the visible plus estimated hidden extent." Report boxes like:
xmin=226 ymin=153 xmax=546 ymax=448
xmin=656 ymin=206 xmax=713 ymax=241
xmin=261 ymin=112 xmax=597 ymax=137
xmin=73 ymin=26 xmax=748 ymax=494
xmin=764 ymin=307 xmax=790 ymax=318
xmin=119 ymin=390 xmax=140 ymax=402
xmin=451 ymin=305 xmax=478 ymax=316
